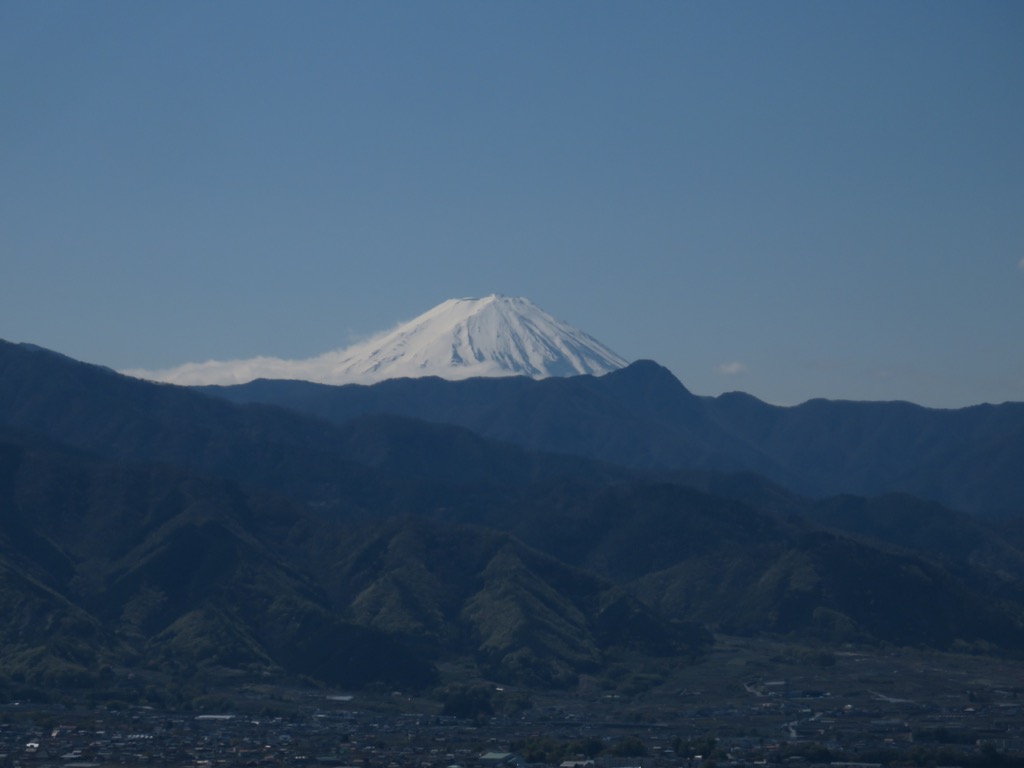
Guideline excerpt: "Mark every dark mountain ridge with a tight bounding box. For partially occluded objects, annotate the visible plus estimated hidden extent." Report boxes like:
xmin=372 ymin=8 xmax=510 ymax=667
xmin=201 ymin=360 xmax=1024 ymax=516
xmin=0 ymin=340 xmax=635 ymax=515
xmin=2 ymin=338 xmax=1024 ymax=698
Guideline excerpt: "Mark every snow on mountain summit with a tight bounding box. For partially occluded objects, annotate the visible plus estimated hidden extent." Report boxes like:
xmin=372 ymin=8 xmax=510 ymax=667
xmin=124 ymin=295 xmax=629 ymax=386
xmin=330 ymin=295 xmax=628 ymax=382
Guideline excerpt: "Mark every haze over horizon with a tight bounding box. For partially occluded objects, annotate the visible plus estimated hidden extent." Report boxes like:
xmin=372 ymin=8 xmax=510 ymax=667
xmin=2 ymin=2 xmax=1022 ymax=408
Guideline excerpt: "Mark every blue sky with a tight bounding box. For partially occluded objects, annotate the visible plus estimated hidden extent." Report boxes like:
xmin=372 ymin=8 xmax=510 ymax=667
xmin=2 ymin=1 xmax=1022 ymax=407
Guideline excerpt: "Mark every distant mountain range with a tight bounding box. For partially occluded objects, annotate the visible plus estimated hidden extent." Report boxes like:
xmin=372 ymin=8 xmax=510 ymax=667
xmin=2 ymin=337 xmax=1023 ymax=698
xmin=201 ymin=359 xmax=1024 ymax=517
xmin=124 ymin=295 xmax=628 ymax=386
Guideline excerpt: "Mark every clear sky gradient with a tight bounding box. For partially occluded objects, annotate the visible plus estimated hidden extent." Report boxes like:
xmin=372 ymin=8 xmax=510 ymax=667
xmin=2 ymin=1 xmax=1022 ymax=407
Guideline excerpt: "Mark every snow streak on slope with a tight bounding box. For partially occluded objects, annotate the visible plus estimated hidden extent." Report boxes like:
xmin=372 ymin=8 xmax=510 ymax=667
xmin=124 ymin=295 xmax=629 ymax=386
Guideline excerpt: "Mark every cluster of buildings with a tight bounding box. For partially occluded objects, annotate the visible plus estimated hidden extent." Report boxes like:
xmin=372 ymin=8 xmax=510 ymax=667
xmin=0 ymin=679 xmax=1021 ymax=768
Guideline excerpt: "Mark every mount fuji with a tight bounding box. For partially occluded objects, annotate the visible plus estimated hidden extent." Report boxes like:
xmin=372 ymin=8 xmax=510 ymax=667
xmin=125 ymin=295 xmax=629 ymax=386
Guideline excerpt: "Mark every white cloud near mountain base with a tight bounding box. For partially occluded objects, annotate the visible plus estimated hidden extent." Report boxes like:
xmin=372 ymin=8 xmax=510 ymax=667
xmin=716 ymin=361 xmax=747 ymax=376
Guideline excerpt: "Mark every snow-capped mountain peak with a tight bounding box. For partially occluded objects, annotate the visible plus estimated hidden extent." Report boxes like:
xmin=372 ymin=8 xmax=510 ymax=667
xmin=124 ymin=295 xmax=628 ymax=386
